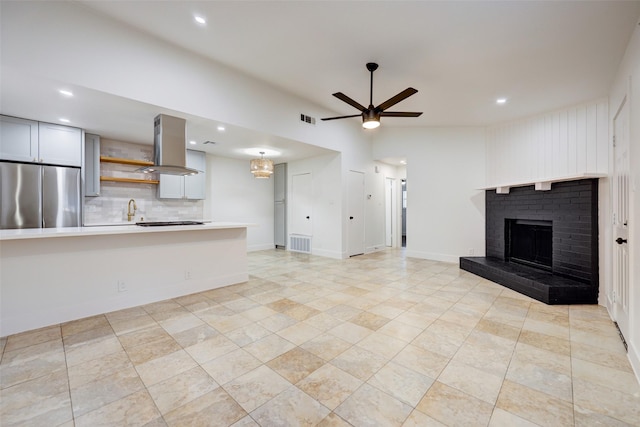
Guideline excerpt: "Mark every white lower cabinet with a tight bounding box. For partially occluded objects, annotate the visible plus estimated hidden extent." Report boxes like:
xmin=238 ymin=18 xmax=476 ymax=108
xmin=158 ymin=150 xmax=206 ymax=200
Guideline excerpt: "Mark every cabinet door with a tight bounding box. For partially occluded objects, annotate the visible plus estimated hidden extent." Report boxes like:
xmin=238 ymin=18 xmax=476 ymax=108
xmin=39 ymin=122 xmax=82 ymax=166
xmin=158 ymin=174 xmax=184 ymax=199
xmin=184 ymin=150 xmax=206 ymax=200
xmin=84 ymin=133 xmax=100 ymax=197
xmin=0 ymin=115 xmax=39 ymax=162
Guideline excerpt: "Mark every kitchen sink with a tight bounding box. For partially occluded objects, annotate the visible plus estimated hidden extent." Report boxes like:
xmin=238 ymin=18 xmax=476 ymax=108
xmin=135 ymin=221 xmax=204 ymax=227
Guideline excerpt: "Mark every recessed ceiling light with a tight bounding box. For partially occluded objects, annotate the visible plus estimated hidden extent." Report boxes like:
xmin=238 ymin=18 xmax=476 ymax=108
xmin=189 ymin=140 xmax=197 ymax=145
xmin=194 ymin=15 xmax=206 ymax=25
xmin=59 ymin=89 xmax=73 ymax=97
xmin=400 ymin=160 xmax=407 ymax=165
xmin=217 ymin=125 xmax=225 ymax=131
xmin=59 ymin=118 xmax=70 ymax=123
xmin=496 ymin=98 xmax=507 ymax=104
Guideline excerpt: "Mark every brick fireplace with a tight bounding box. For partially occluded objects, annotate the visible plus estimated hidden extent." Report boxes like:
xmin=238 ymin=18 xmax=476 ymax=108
xmin=460 ymin=179 xmax=599 ymax=304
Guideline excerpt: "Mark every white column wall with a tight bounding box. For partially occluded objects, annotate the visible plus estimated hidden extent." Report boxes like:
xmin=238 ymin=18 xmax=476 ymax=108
xmin=204 ymin=155 xmax=274 ymax=252
xmin=609 ymin=21 xmax=640 ymax=382
xmin=373 ymin=127 xmax=486 ymax=263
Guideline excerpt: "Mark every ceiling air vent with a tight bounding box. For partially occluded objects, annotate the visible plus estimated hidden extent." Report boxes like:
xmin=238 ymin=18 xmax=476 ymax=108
xmin=300 ymin=114 xmax=316 ymax=125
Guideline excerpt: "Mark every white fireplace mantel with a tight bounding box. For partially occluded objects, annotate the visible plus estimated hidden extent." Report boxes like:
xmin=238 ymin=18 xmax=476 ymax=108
xmin=481 ymin=173 xmax=607 ymax=194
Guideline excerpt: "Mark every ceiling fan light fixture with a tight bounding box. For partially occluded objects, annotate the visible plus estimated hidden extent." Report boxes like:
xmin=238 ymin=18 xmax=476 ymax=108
xmin=362 ymin=110 xmax=380 ymax=129
xmin=322 ymin=63 xmax=421 ymax=128
xmin=250 ymin=151 xmax=274 ymax=179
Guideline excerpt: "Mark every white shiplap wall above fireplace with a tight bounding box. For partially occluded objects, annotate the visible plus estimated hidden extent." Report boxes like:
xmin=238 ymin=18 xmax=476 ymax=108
xmin=485 ymin=99 xmax=608 ymax=189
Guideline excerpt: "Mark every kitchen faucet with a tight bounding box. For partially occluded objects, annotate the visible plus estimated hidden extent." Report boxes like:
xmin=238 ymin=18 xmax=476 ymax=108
xmin=127 ymin=199 xmax=137 ymax=221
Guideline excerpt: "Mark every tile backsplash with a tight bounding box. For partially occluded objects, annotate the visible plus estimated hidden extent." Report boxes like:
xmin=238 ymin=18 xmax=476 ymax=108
xmin=83 ymin=139 xmax=203 ymax=225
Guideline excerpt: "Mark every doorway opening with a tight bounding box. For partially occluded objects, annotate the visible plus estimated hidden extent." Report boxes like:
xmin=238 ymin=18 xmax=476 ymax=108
xmin=401 ymin=179 xmax=407 ymax=247
xmin=385 ymin=177 xmax=395 ymax=247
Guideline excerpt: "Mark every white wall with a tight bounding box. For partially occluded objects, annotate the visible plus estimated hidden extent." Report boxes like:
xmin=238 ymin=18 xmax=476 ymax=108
xmin=204 ymin=155 xmax=274 ymax=252
xmin=373 ymin=127 xmax=486 ymax=263
xmin=486 ymin=99 xmax=608 ymax=187
xmin=1 ymin=227 xmax=248 ymax=336
xmin=287 ymin=153 xmax=343 ymax=258
xmin=608 ymin=20 xmax=640 ymax=382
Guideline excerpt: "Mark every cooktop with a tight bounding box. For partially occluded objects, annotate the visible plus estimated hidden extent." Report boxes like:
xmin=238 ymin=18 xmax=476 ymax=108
xmin=136 ymin=221 xmax=204 ymax=227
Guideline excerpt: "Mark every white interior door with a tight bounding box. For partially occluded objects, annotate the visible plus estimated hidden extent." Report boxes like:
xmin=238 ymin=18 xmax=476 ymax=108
xmin=348 ymin=170 xmax=365 ymax=257
xmin=385 ymin=177 xmax=395 ymax=247
xmin=291 ymin=172 xmax=312 ymax=236
xmin=613 ymin=97 xmax=630 ymax=340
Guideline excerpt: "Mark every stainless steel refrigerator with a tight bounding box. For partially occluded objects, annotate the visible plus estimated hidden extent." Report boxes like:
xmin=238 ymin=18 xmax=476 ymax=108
xmin=0 ymin=161 xmax=81 ymax=229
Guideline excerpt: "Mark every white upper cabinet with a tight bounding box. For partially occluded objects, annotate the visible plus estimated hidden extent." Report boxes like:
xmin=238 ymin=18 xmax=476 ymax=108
xmin=0 ymin=115 xmax=82 ymax=167
xmin=158 ymin=150 xmax=206 ymax=200
xmin=38 ymin=122 xmax=82 ymax=167
xmin=158 ymin=174 xmax=184 ymax=199
xmin=184 ymin=150 xmax=206 ymax=200
xmin=84 ymin=133 xmax=100 ymax=197
xmin=0 ymin=116 xmax=39 ymax=162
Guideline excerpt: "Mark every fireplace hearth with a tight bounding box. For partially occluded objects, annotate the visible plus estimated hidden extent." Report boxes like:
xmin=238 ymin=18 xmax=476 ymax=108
xmin=460 ymin=179 xmax=599 ymax=305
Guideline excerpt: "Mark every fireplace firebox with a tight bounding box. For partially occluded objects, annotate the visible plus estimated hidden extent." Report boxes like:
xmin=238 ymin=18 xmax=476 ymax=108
xmin=505 ymin=219 xmax=552 ymax=270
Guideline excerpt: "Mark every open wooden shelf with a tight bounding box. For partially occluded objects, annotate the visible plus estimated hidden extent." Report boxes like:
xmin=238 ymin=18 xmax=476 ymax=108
xmin=99 ymin=156 xmax=157 ymax=185
xmin=100 ymin=156 xmax=154 ymax=167
xmin=100 ymin=176 xmax=159 ymax=185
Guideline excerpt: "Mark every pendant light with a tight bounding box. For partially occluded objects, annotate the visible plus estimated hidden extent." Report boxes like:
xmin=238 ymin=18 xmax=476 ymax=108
xmin=250 ymin=151 xmax=274 ymax=179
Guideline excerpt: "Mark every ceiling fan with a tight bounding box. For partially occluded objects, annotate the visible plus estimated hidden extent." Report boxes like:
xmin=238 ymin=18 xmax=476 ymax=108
xmin=321 ymin=62 xmax=422 ymax=129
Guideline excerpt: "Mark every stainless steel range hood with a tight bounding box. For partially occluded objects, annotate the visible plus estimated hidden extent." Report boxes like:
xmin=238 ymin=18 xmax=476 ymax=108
xmin=138 ymin=114 xmax=198 ymax=176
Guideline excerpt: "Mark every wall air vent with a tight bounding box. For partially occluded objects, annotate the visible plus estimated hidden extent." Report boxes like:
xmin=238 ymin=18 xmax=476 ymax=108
xmin=300 ymin=114 xmax=316 ymax=125
xmin=290 ymin=234 xmax=311 ymax=254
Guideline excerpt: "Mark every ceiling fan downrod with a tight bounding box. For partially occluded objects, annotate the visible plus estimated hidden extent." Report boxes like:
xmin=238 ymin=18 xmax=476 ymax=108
xmin=366 ymin=62 xmax=378 ymax=108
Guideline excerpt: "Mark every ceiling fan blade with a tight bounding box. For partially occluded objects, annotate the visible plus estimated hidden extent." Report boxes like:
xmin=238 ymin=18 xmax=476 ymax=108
xmin=376 ymin=88 xmax=418 ymax=112
xmin=321 ymin=114 xmax=362 ymax=121
xmin=380 ymin=111 xmax=423 ymax=117
xmin=332 ymin=92 xmax=367 ymax=112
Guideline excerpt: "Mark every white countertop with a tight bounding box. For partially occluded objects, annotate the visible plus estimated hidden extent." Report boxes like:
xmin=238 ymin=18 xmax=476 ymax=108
xmin=0 ymin=222 xmax=253 ymax=241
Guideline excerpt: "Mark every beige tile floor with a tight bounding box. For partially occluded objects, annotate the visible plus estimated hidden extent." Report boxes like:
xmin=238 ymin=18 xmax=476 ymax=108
xmin=1 ymin=249 xmax=639 ymax=426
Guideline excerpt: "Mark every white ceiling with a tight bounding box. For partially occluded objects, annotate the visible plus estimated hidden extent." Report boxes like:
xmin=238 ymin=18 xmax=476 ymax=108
xmin=2 ymin=1 xmax=640 ymax=162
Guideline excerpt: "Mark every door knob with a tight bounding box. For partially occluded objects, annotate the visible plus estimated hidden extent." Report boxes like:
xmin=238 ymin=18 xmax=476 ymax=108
xmin=616 ymin=237 xmax=628 ymax=245
xmin=350 ymin=216 xmax=354 ymax=220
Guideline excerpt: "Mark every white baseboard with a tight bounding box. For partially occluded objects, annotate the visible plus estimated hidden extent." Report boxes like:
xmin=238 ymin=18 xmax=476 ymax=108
xmin=366 ymin=245 xmax=387 ymax=254
xmin=405 ymin=249 xmax=458 ymax=264
xmin=311 ymin=248 xmax=344 ymax=259
xmin=247 ymin=243 xmax=275 ymax=252
xmin=628 ymin=340 xmax=640 ymax=386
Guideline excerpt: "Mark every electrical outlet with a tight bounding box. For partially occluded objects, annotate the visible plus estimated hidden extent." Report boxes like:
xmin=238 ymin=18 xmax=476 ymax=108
xmin=185 ymin=270 xmax=192 ymax=280
xmin=468 ymin=248 xmax=475 ymax=256
xmin=117 ymin=279 xmax=127 ymax=292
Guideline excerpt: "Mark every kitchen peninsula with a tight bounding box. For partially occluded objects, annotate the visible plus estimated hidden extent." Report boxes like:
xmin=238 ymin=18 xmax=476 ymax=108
xmin=0 ymin=222 xmax=251 ymax=336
